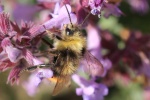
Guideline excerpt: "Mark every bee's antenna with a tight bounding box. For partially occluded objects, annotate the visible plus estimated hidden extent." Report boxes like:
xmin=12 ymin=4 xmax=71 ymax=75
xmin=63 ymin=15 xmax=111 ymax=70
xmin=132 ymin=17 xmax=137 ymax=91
xmin=64 ymin=4 xmax=73 ymax=27
xmin=79 ymin=11 xmax=91 ymax=27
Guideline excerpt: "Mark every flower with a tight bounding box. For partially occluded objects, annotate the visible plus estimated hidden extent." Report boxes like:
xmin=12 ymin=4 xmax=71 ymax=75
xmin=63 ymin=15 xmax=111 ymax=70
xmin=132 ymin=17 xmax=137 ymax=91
xmin=72 ymin=74 xmax=108 ymax=100
xmin=42 ymin=3 xmax=77 ymax=30
xmin=89 ymin=0 xmax=105 ymax=17
xmin=23 ymin=68 xmax=53 ymax=96
xmin=7 ymin=60 xmax=25 ymax=85
xmin=23 ymin=57 xmax=53 ymax=96
xmin=0 ymin=13 xmax=20 ymax=72
xmin=0 ymin=50 xmax=16 ymax=71
xmin=0 ymin=12 xmax=43 ymax=84
xmin=81 ymin=0 xmax=122 ymax=18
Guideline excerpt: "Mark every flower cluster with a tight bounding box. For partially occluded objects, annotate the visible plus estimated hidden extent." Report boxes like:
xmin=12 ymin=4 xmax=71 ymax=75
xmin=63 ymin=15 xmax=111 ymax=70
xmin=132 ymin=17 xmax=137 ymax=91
xmin=72 ymin=74 xmax=108 ymax=100
xmin=0 ymin=10 xmax=43 ymax=84
xmin=80 ymin=0 xmax=122 ymax=18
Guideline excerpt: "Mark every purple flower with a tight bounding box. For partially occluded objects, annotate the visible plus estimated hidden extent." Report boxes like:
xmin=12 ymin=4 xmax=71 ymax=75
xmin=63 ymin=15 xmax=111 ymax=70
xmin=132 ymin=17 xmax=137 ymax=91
xmin=7 ymin=61 xmax=25 ymax=85
xmin=5 ymin=49 xmax=36 ymax=84
xmin=0 ymin=12 xmax=12 ymax=37
xmin=0 ymin=12 xmax=43 ymax=84
xmin=5 ymin=44 xmax=22 ymax=63
xmin=89 ymin=0 xmax=105 ymax=17
xmin=6 ymin=50 xmax=42 ymax=85
xmin=87 ymin=0 xmax=122 ymax=18
xmin=72 ymin=74 xmax=108 ymax=100
xmin=0 ymin=13 xmax=21 ymax=72
xmin=0 ymin=50 xmax=16 ymax=71
xmin=43 ymin=3 xmax=77 ymax=30
xmin=23 ymin=69 xmax=53 ymax=96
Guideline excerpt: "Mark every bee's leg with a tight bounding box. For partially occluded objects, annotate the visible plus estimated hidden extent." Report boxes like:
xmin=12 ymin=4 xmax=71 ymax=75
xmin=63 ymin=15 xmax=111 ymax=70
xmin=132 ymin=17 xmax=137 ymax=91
xmin=45 ymin=30 xmax=62 ymax=40
xmin=34 ymin=49 xmax=57 ymax=58
xmin=53 ymin=53 xmax=61 ymax=66
xmin=19 ymin=64 xmax=54 ymax=75
xmin=42 ymin=37 xmax=54 ymax=48
xmin=40 ymin=36 xmax=58 ymax=56
xmin=55 ymin=36 xmax=63 ymax=40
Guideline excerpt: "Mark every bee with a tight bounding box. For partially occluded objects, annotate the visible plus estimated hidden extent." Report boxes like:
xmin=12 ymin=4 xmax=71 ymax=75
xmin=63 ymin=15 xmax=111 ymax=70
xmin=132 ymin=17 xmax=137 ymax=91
xmin=21 ymin=5 xmax=104 ymax=96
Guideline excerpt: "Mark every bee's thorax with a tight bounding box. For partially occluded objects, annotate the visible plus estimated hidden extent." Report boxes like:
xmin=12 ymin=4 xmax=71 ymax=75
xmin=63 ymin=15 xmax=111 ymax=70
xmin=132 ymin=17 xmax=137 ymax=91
xmin=54 ymin=36 xmax=86 ymax=53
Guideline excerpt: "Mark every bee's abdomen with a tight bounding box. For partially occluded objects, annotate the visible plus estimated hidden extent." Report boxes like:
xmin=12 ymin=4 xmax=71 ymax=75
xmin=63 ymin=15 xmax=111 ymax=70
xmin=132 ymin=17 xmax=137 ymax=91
xmin=53 ymin=49 xmax=81 ymax=76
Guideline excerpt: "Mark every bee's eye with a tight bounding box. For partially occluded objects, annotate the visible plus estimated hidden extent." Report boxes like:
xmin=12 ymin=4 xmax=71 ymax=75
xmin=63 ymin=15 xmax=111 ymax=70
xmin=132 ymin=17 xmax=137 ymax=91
xmin=66 ymin=28 xmax=74 ymax=36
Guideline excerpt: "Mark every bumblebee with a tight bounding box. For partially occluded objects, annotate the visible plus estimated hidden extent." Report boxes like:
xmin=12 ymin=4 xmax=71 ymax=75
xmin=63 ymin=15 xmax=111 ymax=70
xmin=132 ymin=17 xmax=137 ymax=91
xmin=43 ymin=23 xmax=104 ymax=95
xmin=21 ymin=5 xmax=104 ymax=96
xmin=50 ymin=24 xmax=87 ymax=95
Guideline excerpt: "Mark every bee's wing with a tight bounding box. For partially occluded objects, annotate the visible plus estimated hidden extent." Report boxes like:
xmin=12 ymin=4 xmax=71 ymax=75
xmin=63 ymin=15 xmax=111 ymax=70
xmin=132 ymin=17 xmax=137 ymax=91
xmin=82 ymin=51 xmax=104 ymax=77
xmin=52 ymin=75 xmax=71 ymax=96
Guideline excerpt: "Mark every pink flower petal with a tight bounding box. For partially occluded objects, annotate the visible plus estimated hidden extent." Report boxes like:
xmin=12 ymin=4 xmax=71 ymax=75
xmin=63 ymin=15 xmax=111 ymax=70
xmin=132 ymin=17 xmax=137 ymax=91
xmin=72 ymin=74 xmax=109 ymax=100
xmin=37 ymin=69 xmax=53 ymax=78
xmin=23 ymin=25 xmax=42 ymax=39
xmin=72 ymin=74 xmax=90 ymax=88
xmin=1 ymin=37 xmax=12 ymax=49
xmin=17 ymin=35 xmax=30 ymax=43
xmin=96 ymin=84 xmax=109 ymax=96
xmin=23 ymin=72 xmax=41 ymax=96
xmin=5 ymin=46 xmax=22 ymax=63
xmin=33 ymin=57 xmax=43 ymax=65
xmin=0 ymin=12 xmax=10 ymax=35
xmin=43 ymin=13 xmax=77 ymax=29
xmin=76 ymin=88 xmax=83 ymax=95
xmin=7 ymin=63 xmax=24 ymax=85
xmin=0 ymin=60 xmax=16 ymax=71
xmin=0 ymin=50 xmax=16 ymax=71
xmin=43 ymin=4 xmax=77 ymax=30
xmin=22 ymin=49 xmax=34 ymax=65
xmin=83 ymin=86 xmax=95 ymax=95
xmin=58 ymin=4 xmax=71 ymax=16
xmin=53 ymin=2 xmax=60 ymax=15
xmin=23 ymin=69 xmax=53 ymax=96
xmin=0 ymin=50 xmax=8 ymax=61
xmin=23 ymin=80 xmax=41 ymax=96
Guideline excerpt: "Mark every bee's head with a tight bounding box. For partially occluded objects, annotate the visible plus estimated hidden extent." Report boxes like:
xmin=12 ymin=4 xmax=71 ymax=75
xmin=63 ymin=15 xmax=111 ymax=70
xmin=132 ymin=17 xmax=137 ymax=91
xmin=62 ymin=24 xmax=81 ymax=39
xmin=60 ymin=4 xmax=88 ymax=40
